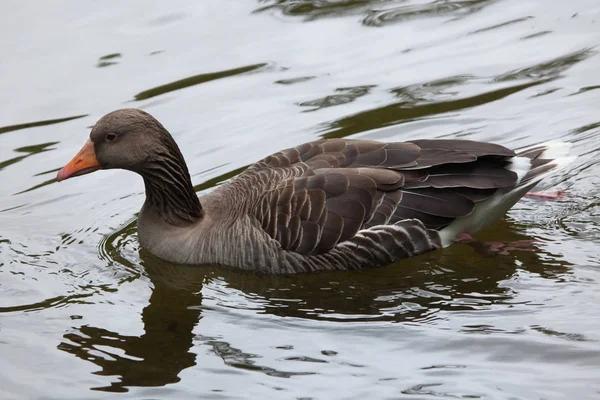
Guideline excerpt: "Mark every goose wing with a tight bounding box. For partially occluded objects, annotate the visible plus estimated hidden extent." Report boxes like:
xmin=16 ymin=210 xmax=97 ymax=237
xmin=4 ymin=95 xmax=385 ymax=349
xmin=246 ymin=138 xmax=517 ymax=255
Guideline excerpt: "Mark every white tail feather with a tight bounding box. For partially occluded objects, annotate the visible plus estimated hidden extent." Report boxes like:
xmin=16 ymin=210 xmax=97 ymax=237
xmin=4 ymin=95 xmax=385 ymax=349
xmin=438 ymin=141 xmax=575 ymax=247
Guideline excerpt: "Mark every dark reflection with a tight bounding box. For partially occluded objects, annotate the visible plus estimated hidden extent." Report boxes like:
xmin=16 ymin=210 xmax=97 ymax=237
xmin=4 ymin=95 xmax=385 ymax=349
xmin=321 ymin=48 xmax=592 ymax=139
xmin=199 ymin=219 xmax=570 ymax=323
xmin=15 ymin=167 xmax=65 ymax=194
xmin=299 ymin=85 xmax=375 ymax=112
xmin=59 ymin=223 xmax=202 ymax=392
xmin=96 ymin=53 xmax=121 ymax=68
xmin=521 ymin=30 xmax=553 ymax=40
xmin=390 ymin=75 xmax=473 ymax=103
xmin=205 ymin=338 xmax=315 ymax=378
xmin=256 ymin=0 xmax=501 ymax=25
xmin=58 ymin=257 xmax=203 ymax=392
xmin=363 ymin=0 xmax=498 ymax=27
xmin=133 ymin=63 xmax=268 ymax=101
xmin=493 ymin=48 xmax=593 ymax=82
xmin=275 ymin=76 xmax=316 ymax=85
xmin=569 ymin=85 xmax=600 ymax=96
xmin=468 ymin=16 xmax=532 ymax=35
xmin=15 ymin=177 xmax=58 ymax=195
xmin=58 ymin=213 xmax=571 ymax=391
xmin=0 ymin=142 xmax=59 ymax=172
xmin=0 ymin=114 xmax=87 ymax=136
xmin=255 ymin=0 xmax=395 ymax=21
xmin=572 ymin=121 xmax=600 ymax=138
xmin=322 ymin=79 xmax=545 ymax=139
xmin=0 ymin=292 xmax=94 ymax=313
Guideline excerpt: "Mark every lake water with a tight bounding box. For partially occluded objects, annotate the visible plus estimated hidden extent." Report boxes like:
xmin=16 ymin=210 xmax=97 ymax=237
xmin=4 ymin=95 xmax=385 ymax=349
xmin=1 ymin=0 xmax=600 ymax=398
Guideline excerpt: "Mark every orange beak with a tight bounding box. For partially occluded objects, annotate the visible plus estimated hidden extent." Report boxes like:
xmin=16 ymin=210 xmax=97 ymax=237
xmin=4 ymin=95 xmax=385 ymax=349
xmin=56 ymin=139 xmax=102 ymax=182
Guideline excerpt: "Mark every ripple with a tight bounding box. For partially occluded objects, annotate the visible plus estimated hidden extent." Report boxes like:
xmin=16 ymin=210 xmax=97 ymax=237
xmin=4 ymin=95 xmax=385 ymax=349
xmin=0 ymin=114 xmax=87 ymax=136
xmin=421 ymin=364 xmax=467 ymax=370
xmin=493 ymin=48 xmax=594 ymax=82
xmin=281 ymin=355 xmax=328 ymax=363
xmin=322 ymin=48 xmax=593 ymax=139
xmin=97 ymin=217 xmax=143 ymax=282
xmin=363 ymin=0 xmax=499 ymax=27
xmin=468 ymin=16 xmax=533 ymax=35
xmin=14 ymin=177 xmax=57 ymax=195
xmin=207 ymin=340 xmax=316 ymax=377
xmin=402 ymin=382 xmax=483 ymax=398
xmin=0 ymin=292 xmax=94 ymax=313
xmin=0 ymin=141 xmax=59 ymax=173
xmin=323 ymin=78 xmax=544 ymax=139
xmin=298 ymin=85 xmax=375 ymax=112
xmin=147 ymin=12 xmax=187 ymax=27
xmin=180 ymin=220 xmax=573 ymax=323
xmin=569 ymin=85 xmax=600 ymax=97
xmin=96 ymin=53 xmax=122 ymax=68
xmin=390 ymin=75 xmax=474 ymax=104
xmin=255 ymin=0 xmax=396 ymax=21
xmin=133 ymin=63 xmax=269 ymax=101
xmin=530 ymin=325 xmax=592 ymax=342
xmin=275 ymin=76 xmax=317 ymax=85
xmin=521 ymin=30 xmax=553 ymax=40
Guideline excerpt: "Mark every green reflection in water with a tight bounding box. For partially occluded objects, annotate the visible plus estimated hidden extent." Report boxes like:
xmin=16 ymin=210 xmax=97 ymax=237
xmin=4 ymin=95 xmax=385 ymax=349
xmin=320 ymin=47 xmax=592 ymax=139
xmin=299 ymin=85 xmax=376 ymax=112
xmin=256 ymin=0 xmax=500 ymax=26
xmin=0 ymin=114 xmax=87 ymax=136
xmin=96 ymin=53 xmax=122 ymax=68
xmin=134 ymin=63 xmax=268 ymax=101
xmin=321 ymin=80 xmax=547 ymax=139
xmin=0 ymin=142 xmax=59 ymax=172
xmin=363 ymin=0 xmax=499 ymax=27
xmin=255 ymin=0 xmax=395 ymax=20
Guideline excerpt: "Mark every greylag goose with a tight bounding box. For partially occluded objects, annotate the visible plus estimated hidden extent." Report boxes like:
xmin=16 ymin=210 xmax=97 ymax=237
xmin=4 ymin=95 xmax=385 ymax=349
xmin=57 ymin=109 xmax=574 ymax=274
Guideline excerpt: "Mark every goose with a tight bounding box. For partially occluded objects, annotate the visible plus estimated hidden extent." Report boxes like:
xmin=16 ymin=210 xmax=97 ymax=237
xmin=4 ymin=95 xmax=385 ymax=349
xmin=57 ymin=109 xmax=574 ymax=274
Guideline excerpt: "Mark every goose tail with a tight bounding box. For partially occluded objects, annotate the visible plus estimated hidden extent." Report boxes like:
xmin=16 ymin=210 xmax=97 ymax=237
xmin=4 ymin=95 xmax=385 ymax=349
xmin=438 ymin=141 xmax=575 ymax=247
xmin=514 ymin=141 xmax=576 ymax=188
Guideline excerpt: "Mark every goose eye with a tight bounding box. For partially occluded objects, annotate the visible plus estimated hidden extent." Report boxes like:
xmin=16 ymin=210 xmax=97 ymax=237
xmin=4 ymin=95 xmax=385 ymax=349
xmin=105 ymin=133 xmax=117 ymax=141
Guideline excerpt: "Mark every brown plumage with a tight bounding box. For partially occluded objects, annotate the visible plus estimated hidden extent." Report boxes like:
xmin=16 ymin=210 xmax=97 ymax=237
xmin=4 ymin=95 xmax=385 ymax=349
xmin=57 ymin=109 xmax=574 ymax=274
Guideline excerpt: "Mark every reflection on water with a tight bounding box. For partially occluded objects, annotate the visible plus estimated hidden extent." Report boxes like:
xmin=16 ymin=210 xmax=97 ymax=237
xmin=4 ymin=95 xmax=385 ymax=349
xmin=255 ymin=0 xmax=396 ymax=20
xmin=133 ymin=63 xmax=269 ymax=101
xmin=0 ymin=142 xmax=59 ymax=172
xmin=493 ymin=48 xmax=593 ymax=82
xmin=59 ymin=275 xmax=201 ymax=392
xmin=299 ymin=85 xmax=375 ymax=112
xmin=256 ymin=0 xmax=499 ymax=25
xmin=322 ymin=48 xmax=592 ymax=138
xmin=323 ymin=79 xmax=542 ymax=138
xmin=363 ymin=0 xmax=498 ymax=27
xmin=1 ymin=0 xmax=600 ymax=398
xmin=0 ymin=115 xmax=87 ymax=136
xmin=55 ymin=215 xmax=572 ymax=392
xmin=97 ymin=53 xmax=122 ymax=68
xmin=114 ymin=219 xmax=570 ymax=324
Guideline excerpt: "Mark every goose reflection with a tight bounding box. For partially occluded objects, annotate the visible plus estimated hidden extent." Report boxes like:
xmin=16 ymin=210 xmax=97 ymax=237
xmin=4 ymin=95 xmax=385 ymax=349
xmin=57 ymin=258 xmax=203 ymax=392
xmin=57 ymin=218 xmax=570 ymax=392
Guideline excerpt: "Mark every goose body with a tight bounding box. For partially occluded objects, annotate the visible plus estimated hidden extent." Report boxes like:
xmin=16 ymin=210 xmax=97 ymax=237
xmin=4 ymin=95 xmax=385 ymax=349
xmin=57 ymin=109 xmax=574 ymax=274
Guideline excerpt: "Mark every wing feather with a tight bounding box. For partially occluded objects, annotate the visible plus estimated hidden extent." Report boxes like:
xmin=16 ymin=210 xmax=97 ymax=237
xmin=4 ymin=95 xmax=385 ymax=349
xmin=247 ymin=138 xmax=519 ymax=255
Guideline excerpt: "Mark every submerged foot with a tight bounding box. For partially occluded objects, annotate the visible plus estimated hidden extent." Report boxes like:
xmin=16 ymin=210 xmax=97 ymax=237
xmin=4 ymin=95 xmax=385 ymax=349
xmin=454 ymin=233 xmax=539 ymax=257
xmin=524 ymin=190 xmax=569 ymax=200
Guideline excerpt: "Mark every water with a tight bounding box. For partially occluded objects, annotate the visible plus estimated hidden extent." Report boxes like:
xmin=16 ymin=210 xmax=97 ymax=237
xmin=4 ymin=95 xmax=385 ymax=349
xmin=1 ymin=0 xmax=600 ymax=398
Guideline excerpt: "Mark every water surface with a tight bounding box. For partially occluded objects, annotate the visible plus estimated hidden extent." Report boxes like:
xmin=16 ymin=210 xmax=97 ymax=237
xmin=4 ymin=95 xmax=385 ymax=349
xmin=1 ymin=0 xmax=600 ymax=398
